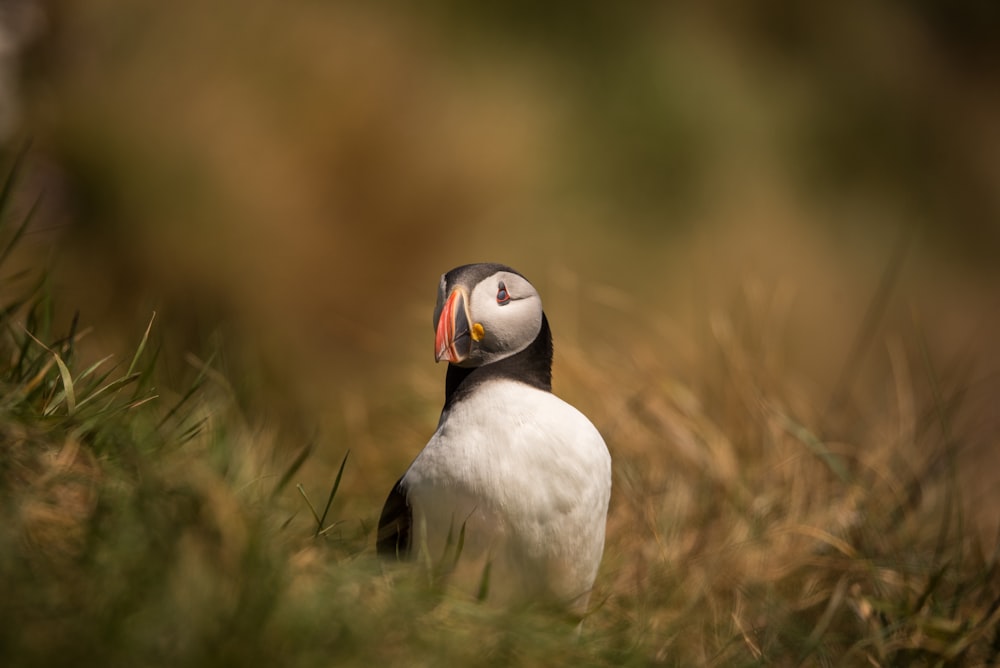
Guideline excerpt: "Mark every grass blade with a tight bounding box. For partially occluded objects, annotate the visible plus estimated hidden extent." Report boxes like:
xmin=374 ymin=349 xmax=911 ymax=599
xmin=297 ymin=483 xmax=322 ymax=530
xmin=126 ymin=312 xmax=156 ymax=377
xmin=158 ymin=350 xmax=217 ymax=428
xmin=825 ymin=223 xmax=912 ymax=422
xmin=316 ymin=449 xmax=350 ymax=537
xmin=774 ymin=407 xmax=851 ymax=483
xmin=476 ymin=560 xmax=492 ymax=602
xmin=73 ymin=354 xmax=115 ymax=385
xmin=0 ymin=196 xmax=39 ymax=270
xmin=0 ymin=142 xmax=36 ymax=269
xmin=915 ymin=312 xmax=965 ymax=570
xmin=0 ymin=140 xmax=30 ymax=214
xmin=24 ymin=327 xmax=77 ymax=415
xmin=271 ymin=439 xmax=315 ymax=499
xmin=452 ymin=518 xmax=467 ymax=571
xmin=76 ymin=372 xmax=142 ymax=410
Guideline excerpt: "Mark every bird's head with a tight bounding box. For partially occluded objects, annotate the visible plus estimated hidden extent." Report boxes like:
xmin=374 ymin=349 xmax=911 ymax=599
xmin=433 ymin=263 xmax=543 ymax=368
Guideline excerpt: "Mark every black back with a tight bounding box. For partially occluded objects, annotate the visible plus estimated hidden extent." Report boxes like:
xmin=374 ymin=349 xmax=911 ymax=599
xmin=376 ymin=477 xmax=411 ymax=558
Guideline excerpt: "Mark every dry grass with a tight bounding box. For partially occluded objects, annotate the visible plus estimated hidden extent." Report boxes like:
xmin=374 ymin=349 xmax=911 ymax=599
xmin=573 ymin=288 xmax=1000 ymax=665
xmin=1 ymin=170 xmax=997 ymax=666
xmin=5 ymin=4 xmax=1000 ymax=663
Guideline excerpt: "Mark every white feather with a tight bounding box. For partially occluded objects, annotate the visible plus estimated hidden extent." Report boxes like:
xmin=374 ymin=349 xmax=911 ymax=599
xmin=402 ymin=379 xmax=611 ymax=611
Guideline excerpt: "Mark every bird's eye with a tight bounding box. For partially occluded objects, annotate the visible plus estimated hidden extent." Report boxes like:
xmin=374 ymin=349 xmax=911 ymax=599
xmin=496 ymin=282 xmax=511 ymax=305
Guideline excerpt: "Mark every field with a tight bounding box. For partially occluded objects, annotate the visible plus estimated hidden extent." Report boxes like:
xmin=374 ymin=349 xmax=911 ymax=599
xmin=4 ymin=3 xmax=1000 ymax=666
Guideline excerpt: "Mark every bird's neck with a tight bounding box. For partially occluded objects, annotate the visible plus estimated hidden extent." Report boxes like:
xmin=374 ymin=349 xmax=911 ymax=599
xmin=443 ymin=313 xmax=553 ymax=409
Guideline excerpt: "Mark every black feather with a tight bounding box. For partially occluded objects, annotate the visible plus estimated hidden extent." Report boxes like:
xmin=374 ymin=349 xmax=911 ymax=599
xmin=443 ymin=312 xmax=553 ymax=410
xmin=376 ymin=477 xmax=412 ymax=558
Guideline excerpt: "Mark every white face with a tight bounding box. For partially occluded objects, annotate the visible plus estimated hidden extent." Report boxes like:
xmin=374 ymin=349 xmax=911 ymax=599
xmin=434 ymin=268 xmax=544 ymax=368
xmin=465 ymin=271 xmax=543 ymax=366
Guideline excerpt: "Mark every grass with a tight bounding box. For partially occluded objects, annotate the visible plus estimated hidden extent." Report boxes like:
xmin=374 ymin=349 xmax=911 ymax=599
xmin=1 ymin=158 xmax=998 ymax=667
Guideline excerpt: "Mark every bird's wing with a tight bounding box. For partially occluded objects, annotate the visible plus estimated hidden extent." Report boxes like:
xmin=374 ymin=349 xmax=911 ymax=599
xmin=376 ymin=476 xmax=412 ymax=558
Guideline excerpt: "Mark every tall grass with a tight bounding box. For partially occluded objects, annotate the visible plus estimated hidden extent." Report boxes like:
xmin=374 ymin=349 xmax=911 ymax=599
xmin=0 ymin=151 xmax=997 ymax=667
xmin=575 ymin=290 xmax=1000 ymax=666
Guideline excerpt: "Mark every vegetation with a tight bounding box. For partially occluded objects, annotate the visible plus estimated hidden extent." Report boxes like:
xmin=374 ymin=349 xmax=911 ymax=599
xmin=0 ymin=151 xmax=997 ymax=667
xmin=5 ymin=3 xmax=1000 ymax=664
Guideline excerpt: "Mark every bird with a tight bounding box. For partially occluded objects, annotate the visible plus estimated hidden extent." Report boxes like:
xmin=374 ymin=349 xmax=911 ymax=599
xmin=376 ymin=262 xmax=611 ymax=615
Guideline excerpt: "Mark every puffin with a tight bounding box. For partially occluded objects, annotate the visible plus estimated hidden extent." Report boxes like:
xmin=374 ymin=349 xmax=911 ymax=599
xmin=376 ymin=263 xmax=611 ymax=614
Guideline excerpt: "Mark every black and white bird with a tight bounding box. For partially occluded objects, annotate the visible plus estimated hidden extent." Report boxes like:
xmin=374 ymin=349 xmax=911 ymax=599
xmin=377 ymin=263 xmax=611 ymax=614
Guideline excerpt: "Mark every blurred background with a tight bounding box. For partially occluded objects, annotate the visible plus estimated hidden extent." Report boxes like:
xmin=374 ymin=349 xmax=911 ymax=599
xmin=4 ymin=1 xmax=999 ymax=522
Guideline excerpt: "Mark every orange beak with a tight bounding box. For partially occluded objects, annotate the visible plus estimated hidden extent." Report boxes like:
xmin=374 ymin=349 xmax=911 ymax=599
xmin=435 ymin=288 xmax=472 ymax=363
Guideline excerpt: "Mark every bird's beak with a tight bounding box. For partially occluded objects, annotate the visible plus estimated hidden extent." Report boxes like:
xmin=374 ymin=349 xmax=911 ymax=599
xmin=435 ymin=287 xmax=472 ymax=363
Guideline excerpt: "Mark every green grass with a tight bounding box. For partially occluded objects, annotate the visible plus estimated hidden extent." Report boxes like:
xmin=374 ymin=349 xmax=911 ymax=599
xmin=1 ymin=159 xmax=998 ymax=667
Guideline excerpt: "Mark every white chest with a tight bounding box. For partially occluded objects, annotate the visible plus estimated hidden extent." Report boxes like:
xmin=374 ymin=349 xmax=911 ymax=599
xmin=401 ymin=380 xmax=611 ymax=606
